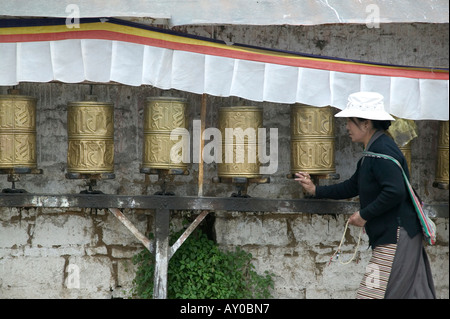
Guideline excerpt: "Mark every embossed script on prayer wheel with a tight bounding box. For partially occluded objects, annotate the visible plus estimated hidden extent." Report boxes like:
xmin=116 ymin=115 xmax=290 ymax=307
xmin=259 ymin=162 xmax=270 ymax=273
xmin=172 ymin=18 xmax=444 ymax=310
xmin=67 ymin=99 xmax=114 ymax=174
xmin=217 ymin=106 xmax=263 ymax=178
xmin=142 ymin=97 xmax=188 ymax=170
xmin=290 ymin=104 xmax=335 ymax=175
xmin=0 ymin=92 xmax=37 ymax=169
xmin=434 ymin=121 xmax=449 ymax=186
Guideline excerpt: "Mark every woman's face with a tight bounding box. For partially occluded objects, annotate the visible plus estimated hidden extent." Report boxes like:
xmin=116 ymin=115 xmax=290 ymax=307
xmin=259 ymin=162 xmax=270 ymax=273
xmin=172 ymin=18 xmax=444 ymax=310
xmin=346 ymin=118 xmax=368 ymax=144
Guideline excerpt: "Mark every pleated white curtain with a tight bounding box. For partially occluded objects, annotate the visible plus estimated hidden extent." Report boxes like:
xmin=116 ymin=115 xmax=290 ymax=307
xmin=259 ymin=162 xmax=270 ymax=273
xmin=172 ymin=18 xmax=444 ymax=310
xmin=0 ymin=39 xmax=448 ymax=120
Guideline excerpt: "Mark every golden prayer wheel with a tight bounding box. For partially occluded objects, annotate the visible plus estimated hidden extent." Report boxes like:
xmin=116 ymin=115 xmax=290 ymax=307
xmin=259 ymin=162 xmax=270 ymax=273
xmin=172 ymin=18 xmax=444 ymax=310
xmin=290 ymin=104 xmax=335 ymax=175
xmin=142 ymin=96 xmax=188 ymax=171
xmin=67 ymin=97 xmax=114 ymax=174
xmin=0 ymin=90 xmax=37 ymax=169
xmin=387 ymin=117 xmax=417 ymax=173
xmin=434 ymin=120 xmax=449 ymax=187
xmin=399 ymin=141 xmax=412 ymax=172
xmin=217 ymin=106 xmax=263 ymax=178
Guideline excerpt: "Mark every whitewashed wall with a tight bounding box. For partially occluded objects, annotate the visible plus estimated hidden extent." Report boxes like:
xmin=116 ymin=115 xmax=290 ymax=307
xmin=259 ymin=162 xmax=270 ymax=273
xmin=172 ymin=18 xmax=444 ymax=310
xmin=0 ymin=22 xmax=448 ymax=299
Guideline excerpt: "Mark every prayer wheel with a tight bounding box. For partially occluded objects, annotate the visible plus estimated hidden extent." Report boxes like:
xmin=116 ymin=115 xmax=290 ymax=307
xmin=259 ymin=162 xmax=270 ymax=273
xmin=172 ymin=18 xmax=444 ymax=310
xmin=387 ymin=117 xmax=417 ymax=173
xmin=67 ymin=97 xmax=114 ymax=174
xmin=290 ymin=104 xmax=335 ymax=175
xmin=142 ymin=97 xmax=188 ymax=171
xmin=399 ymin=141 xmax=412 ymax=172
xmin=434 ymin=120 xmax=449 ymax=187
xmin=0 ymin=90 xmax=37 ymax=170
xmin=217 ymin=106 xmax=263 ymax=178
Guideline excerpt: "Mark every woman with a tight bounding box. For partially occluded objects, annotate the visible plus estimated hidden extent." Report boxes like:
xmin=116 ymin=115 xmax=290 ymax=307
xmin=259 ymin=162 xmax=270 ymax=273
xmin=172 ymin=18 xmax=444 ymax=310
xmin=296 ymin=92 xmax=436 ymax=299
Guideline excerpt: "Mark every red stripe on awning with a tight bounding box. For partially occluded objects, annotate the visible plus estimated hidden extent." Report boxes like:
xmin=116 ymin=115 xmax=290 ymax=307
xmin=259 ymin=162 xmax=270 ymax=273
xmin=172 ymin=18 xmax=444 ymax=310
xmin=1 ymin=30 xmax=447 ymax=80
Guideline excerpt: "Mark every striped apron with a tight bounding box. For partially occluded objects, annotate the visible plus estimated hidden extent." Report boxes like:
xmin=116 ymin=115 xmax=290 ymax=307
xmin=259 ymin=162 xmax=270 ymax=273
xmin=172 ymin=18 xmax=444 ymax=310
xmin=356 ymin=242 xmax=397 ymax=299
xmin=356 ymin=227 xmax=436 ymax=299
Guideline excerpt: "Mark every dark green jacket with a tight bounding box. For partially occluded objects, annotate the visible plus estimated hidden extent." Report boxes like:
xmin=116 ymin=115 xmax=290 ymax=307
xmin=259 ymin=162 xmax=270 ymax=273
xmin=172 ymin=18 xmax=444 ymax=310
xmin=315 ymin=133 xmax=421 ymax=248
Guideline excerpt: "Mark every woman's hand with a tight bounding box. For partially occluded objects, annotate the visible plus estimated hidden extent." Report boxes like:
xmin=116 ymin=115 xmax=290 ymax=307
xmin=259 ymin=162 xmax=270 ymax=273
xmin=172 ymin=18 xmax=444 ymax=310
xmin=295 ymin=171 xmax=316 ymax=196
xmin=348 ymin=211 xmax=366 ymax=227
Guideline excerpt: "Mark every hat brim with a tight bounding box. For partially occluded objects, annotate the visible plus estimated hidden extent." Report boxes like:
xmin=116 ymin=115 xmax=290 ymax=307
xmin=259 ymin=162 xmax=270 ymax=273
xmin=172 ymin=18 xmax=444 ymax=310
xmin=334 ymin=108 xmax=395 ymax=121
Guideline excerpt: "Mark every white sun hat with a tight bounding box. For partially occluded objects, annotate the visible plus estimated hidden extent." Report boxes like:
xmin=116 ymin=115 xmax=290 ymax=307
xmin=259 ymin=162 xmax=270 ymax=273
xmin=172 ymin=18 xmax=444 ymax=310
xmin=335 ymin=92 xmax=395 ymax=121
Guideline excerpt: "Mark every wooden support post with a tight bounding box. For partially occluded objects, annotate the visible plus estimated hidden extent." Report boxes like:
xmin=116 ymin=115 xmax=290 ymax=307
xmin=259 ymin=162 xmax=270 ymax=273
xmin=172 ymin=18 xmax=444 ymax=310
xmin=109 ymin=207 xmax=208 ymax=299
xmin=153 ymin=208 xmax=170 ymax=299
xmin=198 ymin=93 xmax=207 ymax=197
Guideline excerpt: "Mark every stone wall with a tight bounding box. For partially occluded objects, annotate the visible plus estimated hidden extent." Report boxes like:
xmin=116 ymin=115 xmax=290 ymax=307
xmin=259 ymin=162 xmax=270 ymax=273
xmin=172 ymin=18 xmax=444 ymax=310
xmin=0 ymin=22 xmax=448 ymax=298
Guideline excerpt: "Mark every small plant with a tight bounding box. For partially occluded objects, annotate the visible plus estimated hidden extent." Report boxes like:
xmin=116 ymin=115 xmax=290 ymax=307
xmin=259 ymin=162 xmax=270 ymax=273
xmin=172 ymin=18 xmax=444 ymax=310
xmin=131 ymin=228 xmax=274 ymax=299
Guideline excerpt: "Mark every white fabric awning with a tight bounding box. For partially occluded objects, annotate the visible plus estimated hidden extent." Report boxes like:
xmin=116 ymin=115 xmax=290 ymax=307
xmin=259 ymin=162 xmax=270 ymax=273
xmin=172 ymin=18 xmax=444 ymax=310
xmin=0 ymin=0 xmax=448 ymax=26
xmin=0 ymin=18 xmax=448 ymax=120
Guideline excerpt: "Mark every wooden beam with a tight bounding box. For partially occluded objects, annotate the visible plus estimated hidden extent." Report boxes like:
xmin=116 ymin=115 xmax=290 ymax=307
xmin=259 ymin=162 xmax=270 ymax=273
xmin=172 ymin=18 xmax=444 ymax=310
xmin=108 ymin=208 xmax=154 ymax=254
xmin=1 ymin=194 xmax=448 ymax=218
xmin=169 ymin=210 xmax=209 ymax=259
